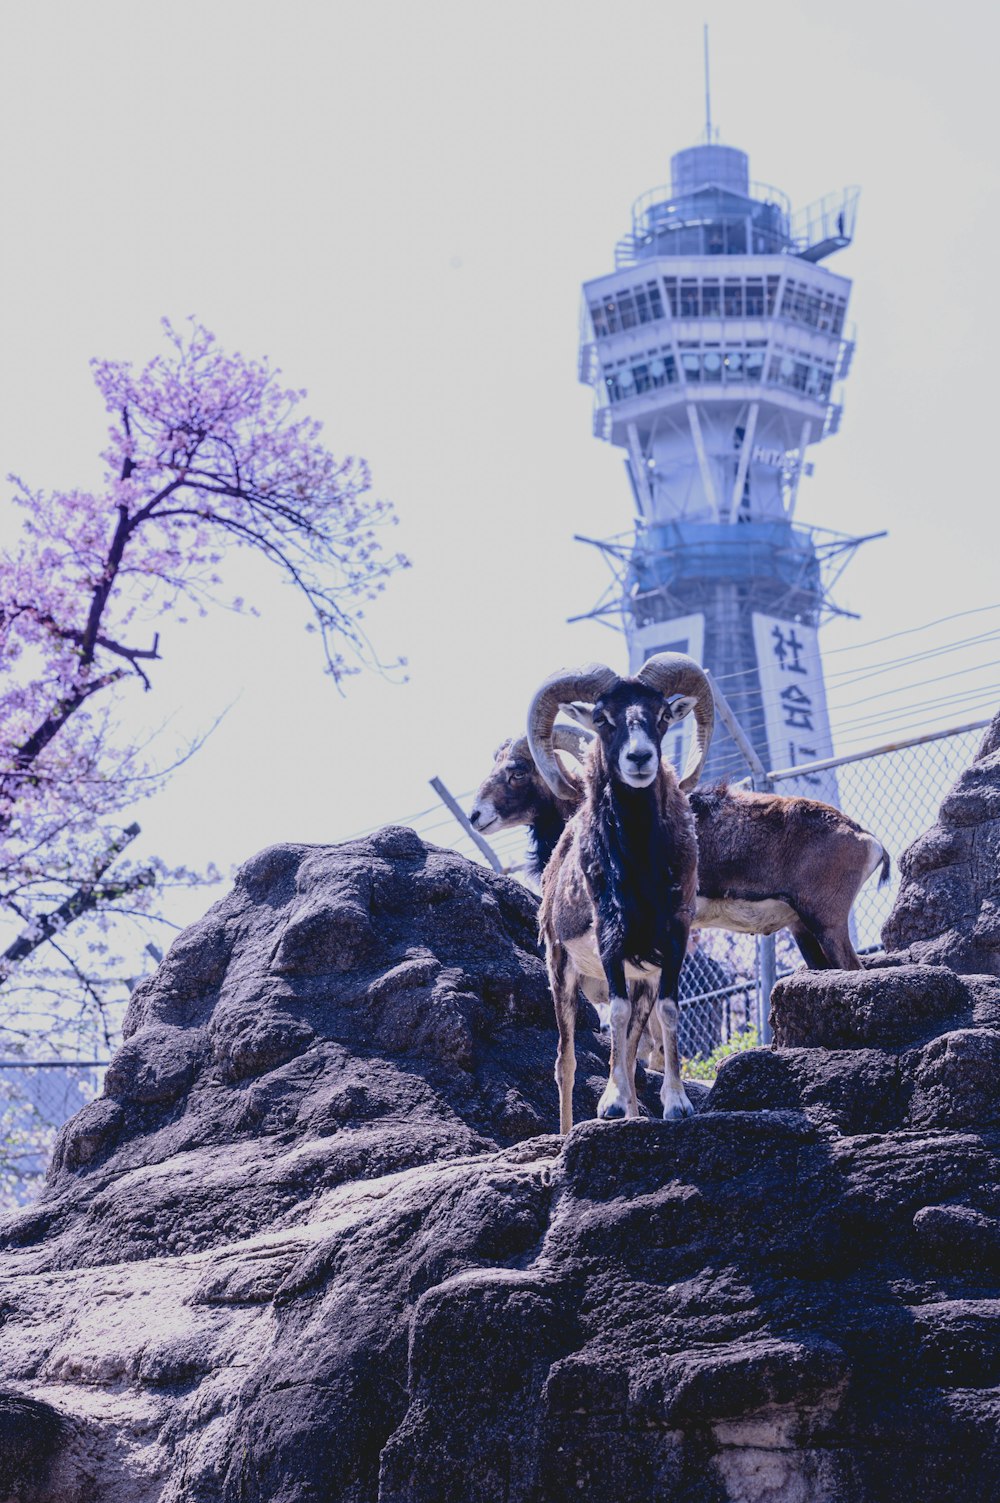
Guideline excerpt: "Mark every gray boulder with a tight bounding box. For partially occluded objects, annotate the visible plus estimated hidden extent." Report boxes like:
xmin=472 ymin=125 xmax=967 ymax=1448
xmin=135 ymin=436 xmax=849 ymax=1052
xmin=883 ymin=709 xmax=1000 ymax=974
xmin=0 ymin=832 xmax=999 ymax=1501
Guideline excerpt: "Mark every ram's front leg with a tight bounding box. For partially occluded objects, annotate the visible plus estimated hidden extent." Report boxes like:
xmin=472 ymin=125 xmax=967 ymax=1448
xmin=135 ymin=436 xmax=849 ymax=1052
xmin=596 ymin=954 xmax=634 ymax=1121
xmin=656 ymin=924 xmax=694 ymax=1121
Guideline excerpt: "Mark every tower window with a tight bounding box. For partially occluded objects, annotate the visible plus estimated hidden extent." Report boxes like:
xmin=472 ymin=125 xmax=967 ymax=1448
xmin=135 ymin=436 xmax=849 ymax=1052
xmin=603 ymin=348 xmax=678 ymax=403
xmin=766 ymin=346 xmax=835 ymax=402
xmin=780 ymin=279 xmax=847 ymax=335
xmin=679 ymin=280 xmax=699 ymax=317
xmin=618 ymin=290 xmax=638 ymax=329
xmin=725 ymin=220 xmax=748 ymax=254
xmin=589 ymin=278 xmax=668 ymax=337
xmin=745 ymin=347 xmax=766 ymax=378
xmin=723 ymin=280 xmax=744 ymax=317
xmin=635 ymin=281 xmax=665 ymax=322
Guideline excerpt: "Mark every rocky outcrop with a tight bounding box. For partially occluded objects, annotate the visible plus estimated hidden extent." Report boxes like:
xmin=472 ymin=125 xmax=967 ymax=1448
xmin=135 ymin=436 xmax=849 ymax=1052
xmin=0 ymin=831 xmax=999 ymax=1501
xmin=882 ymin=710 xmax=1000 ymax=974
xmin=0 ymin=829 xmax=663 ymax=1501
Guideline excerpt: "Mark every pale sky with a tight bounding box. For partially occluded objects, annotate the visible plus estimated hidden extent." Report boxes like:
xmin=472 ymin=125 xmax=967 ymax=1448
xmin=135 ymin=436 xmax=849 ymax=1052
xmin=1 ymin=0 xmax=998 ymax=937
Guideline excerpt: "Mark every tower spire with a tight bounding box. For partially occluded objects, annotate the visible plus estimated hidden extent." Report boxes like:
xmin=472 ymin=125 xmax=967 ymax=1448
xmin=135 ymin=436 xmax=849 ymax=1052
xmin=703 ymin=24 xmax=713 ymax=143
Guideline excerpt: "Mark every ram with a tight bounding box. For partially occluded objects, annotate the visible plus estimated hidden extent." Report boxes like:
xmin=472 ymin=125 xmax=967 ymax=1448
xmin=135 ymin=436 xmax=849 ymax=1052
xmin=470 ymin=737 xmax=888 ymax=971
xmin=530 ymin=653 xmax=714 ymax=1132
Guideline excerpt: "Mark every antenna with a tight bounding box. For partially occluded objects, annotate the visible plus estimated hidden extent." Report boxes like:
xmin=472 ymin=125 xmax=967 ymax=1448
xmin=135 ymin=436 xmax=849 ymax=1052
xmin=703 ymin=24 xmax=713 ymax=143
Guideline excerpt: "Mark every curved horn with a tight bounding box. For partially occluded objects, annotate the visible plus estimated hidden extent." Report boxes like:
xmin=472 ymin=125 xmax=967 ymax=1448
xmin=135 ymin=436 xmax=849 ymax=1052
xmin=636 ymin=651 xmax=715 ymax=792
xmin=527 ymin=664 xmax=619 ymax=800
xmin=552 ymin=723 xmax=594 ymax=762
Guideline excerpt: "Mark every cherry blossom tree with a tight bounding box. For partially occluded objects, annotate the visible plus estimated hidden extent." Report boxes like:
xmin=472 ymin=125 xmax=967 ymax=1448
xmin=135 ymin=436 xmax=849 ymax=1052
xmin=0 ymin=318 xmax=406 ymax=1052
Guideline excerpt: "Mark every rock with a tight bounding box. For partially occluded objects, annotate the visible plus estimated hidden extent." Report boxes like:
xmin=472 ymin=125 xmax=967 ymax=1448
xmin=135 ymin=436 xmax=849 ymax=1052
xmin=642 ymin=1333 xmax=850 ymax=1424
xmin=904 ymin=1027 xmax=1000 ymax=1128
xmin=912 ymin=1204 xmax=1000 ymax=1271
xmin=707 ymin=1045 xmax=902 ymax=1135
xmin=50 ymin=1097 xmax=125 ymax=1173
xmin=215 ymin=1013 xmax=315 ymax=1083
xmin=2 ymin=830 xmax=1000 ymax=1500
xmin=735 ymin=968 xmax=1000 ymax=1140
xmin=0 ymin=1392 xmax=63 ymax=1500
xmin=883 ymin=710 xmax=1000 ymax=974
xmin=104 ymin=1023 xmax=202 ymax=1105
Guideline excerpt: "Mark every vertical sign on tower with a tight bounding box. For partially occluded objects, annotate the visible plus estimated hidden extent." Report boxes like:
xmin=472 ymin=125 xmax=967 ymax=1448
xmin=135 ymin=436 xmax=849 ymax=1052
xmin=752 ymin=613 xmax=839 ymax=805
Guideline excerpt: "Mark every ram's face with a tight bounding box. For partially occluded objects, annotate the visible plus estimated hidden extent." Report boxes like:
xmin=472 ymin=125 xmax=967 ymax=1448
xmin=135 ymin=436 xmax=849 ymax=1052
xmin=563 ymin=682 xmax=697 ymax=791
xmin=594 ymin=686 xmax=666 ymax=789
xmin=469 ymin=739 xmax=540 ymax=833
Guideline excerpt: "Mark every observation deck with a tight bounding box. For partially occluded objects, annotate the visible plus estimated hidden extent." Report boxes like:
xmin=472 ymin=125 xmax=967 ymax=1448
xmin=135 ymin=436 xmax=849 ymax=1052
xmin=614 ymin=144 xmax=858 ymax=270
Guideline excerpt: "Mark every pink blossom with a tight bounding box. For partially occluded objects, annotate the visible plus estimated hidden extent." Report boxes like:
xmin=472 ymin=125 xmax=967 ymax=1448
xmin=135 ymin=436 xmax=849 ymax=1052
xmin=0 ymin=319 xmax=406 ymax=1032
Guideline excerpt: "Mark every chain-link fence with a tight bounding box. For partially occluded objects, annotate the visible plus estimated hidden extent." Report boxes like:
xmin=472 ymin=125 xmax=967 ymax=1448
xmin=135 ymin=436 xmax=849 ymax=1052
xmin=681 ymin=716 xmax=990 ymax=1065
xmin=777 ymin=722 xmax=988 ymax=955
xmin=674 ymin=932 xmax=756 ymax=1062
xmin=424 ymin=713 xmax=991 ymax=1070
xmin=0 ymin=1061 xmax=105 ymax=1209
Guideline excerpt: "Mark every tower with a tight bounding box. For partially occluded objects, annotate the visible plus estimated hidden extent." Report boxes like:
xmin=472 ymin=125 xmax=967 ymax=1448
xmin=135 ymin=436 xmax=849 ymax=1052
xmin=576 ymin=132 xmax=876 ymax=797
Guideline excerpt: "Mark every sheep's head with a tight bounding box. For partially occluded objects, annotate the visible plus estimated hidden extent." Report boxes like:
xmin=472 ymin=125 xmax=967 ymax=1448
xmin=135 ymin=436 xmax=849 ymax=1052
xmin=562 ymin=680 xmax=696 ymax=790
xmin=527 ymin=654 xmax=715 ymax=800
xmin=468 ymin=728 xmax=590 ymax=834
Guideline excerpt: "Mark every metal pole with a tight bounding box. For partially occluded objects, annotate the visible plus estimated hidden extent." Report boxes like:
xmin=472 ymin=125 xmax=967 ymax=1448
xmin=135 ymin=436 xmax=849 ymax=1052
xmin=728 ymin=402 xmax=759 ymax=523
xmin=757 ymin=936 xmax=775 ymax=1048
xmin=703 ymin=24 xmax=713 ymax=143
xmin=707 ymin=673 xmax=774 ymax=1045
xmin=767 ymin=716 xmax=992 ymax=783
xmin=707 ymin=672 xmax=767 ymax=782
xmin=429 ymin=777 xmax=504 ymax=874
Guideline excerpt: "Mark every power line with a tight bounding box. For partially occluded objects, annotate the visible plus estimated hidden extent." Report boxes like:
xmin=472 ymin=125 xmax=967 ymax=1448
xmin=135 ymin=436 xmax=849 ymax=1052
xmin=702 ymin=634 xmax=1000 ymax=743
xmin=827 ymin=655 xmax=1000 ymax=713
xmin=710 ymin=662 xmax=999 ymax=736
xmin=710 ymin=623 xmax=1000 ymax=697
xmin=822 ymin=601 xmax=1000 ymax=657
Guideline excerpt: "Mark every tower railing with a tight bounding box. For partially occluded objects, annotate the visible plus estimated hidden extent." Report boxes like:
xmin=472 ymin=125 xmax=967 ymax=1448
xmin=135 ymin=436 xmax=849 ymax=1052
xmin=629 ymin=178 xmax=793 ymax=231
xmin=614 ymin=182 xmax=859 ymax=269
xmin=790 ymin=187 xmax=860 ymax=261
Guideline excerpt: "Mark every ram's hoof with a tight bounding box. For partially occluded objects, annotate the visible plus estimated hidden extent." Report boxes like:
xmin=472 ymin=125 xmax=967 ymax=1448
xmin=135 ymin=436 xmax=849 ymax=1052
xmin=662 ymin=1090 xmax=694 ymax=1121
xmin=597 ymin=1094 xmax=627 ymax=1120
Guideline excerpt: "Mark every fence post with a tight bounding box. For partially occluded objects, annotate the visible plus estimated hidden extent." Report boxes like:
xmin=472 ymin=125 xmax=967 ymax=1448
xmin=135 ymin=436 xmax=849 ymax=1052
xmin=707 ymin=674 xmax=775 ymax=1047
xmin=429 ymin=777 xmax=505 ymax=874
xmin=756 ymin=936 xmax=776 ymax=1048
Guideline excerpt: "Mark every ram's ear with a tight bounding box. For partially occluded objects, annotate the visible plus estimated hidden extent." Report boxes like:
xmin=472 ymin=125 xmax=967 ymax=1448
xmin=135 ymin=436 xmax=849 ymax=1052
xmin=663 ymin=694 xmax=698 ymax=725
xmin=559 ymin=701 xmax=597 ymax=731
